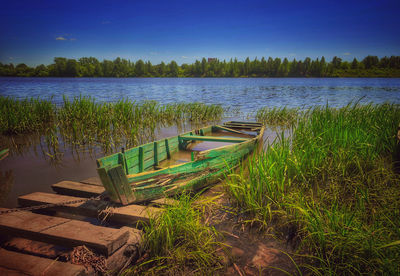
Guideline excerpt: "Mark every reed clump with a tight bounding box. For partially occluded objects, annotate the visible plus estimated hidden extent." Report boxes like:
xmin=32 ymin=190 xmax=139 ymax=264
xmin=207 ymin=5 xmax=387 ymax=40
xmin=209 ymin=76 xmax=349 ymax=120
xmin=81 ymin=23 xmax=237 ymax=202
xmin=226 ymin=102 xmax=400 ymax=275
xmin=0 ymin=96 xmax=224 ymax=152
xmin=0 ymin=96 xmax=55 ymax=134
xmin=256 ymin=106 xmax=299 ymax=128
xmin=126 ymin=193 xmax=223 ymax=275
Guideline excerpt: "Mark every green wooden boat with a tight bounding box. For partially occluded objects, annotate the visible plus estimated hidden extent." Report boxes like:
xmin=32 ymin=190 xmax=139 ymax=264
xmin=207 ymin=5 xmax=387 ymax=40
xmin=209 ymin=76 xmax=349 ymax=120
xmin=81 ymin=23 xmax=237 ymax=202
xmin=96 ymin=121 xmax=264 ymax=205
xmin=0 ymin=149 xmax=9 ymax=161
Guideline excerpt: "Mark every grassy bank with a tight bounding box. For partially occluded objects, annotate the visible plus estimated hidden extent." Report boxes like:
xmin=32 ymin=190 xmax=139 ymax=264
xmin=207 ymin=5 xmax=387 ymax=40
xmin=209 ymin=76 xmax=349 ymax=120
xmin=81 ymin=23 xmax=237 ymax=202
xmin=124 ymin=194 xmax=223 ymax=275
xmin=0 ymin=96 xmax=225 ymax=153
xmin=226 ymin=103 xmax=400 ymax=274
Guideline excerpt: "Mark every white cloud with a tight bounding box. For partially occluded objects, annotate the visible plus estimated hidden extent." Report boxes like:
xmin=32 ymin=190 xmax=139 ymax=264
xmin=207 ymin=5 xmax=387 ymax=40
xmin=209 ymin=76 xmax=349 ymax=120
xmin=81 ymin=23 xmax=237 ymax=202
xmin=55 ymin=36 xmax=67 ymax=41
xmin=343 ymin=52 xmax=351 ymax=56
xmin=181 ymin=56 xmax=189 ymax=59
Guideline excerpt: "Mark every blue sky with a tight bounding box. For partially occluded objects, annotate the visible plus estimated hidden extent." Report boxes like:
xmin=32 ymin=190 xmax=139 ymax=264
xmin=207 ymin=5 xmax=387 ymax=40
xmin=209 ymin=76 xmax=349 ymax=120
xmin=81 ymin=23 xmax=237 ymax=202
xmin=1 ymin=0 xmax=399 ymax=66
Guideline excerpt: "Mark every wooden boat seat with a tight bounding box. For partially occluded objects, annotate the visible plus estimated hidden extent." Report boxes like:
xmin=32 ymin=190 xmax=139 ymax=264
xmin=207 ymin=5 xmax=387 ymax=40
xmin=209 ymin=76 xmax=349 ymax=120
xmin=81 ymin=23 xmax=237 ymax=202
xmin=179 ymin=135 xmax=249 ymax=143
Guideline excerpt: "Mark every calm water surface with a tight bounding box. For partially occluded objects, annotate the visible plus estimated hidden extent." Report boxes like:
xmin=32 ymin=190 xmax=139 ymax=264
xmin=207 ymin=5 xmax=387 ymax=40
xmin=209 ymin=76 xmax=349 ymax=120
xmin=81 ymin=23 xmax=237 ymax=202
xmin=1 ymin=77 xmax=399 ymax=207
xmin=1 ymin=77 xmax=400 ymax=112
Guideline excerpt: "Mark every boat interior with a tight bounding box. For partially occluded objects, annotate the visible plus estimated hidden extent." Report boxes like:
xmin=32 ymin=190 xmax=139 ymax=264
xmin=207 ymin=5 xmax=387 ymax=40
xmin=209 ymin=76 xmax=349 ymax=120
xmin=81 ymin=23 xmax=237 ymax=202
xmin=96 ymin=122 xmax=263 ymax=176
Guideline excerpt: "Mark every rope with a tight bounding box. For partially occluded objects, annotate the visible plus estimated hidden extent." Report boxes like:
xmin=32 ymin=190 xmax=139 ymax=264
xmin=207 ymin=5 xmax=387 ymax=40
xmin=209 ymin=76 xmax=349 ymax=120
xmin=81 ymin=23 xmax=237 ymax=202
xmin=0 ymin=194 xmax=104 ymax=215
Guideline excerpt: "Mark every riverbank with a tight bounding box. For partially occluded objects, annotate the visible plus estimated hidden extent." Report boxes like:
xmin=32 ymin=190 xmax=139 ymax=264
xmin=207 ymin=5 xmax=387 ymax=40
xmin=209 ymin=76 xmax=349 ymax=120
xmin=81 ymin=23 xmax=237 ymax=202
xmin=1 ymin=97 xmax=399 ymax=274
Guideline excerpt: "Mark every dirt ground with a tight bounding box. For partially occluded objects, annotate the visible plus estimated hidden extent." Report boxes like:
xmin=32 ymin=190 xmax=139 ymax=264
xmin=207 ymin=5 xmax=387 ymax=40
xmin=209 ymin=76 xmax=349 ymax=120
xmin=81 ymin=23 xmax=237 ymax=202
xmin=201 ymin=185 xmax=301 ymax=276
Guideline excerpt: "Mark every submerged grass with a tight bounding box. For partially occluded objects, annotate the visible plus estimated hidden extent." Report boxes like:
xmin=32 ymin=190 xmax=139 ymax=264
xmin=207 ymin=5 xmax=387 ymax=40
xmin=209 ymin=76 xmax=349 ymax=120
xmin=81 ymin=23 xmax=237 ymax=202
xmin=0 ymin=96 xmax=225 ymax=153
xmin=255 ymin=106 xmax=299 ymax=128
xmin=0 ymin=96 xmax=55 ymax=134
xmin=125 ymin=193 xmax=223 ymax=275
xmin=226 ymin=102 xmax=400 ymax=275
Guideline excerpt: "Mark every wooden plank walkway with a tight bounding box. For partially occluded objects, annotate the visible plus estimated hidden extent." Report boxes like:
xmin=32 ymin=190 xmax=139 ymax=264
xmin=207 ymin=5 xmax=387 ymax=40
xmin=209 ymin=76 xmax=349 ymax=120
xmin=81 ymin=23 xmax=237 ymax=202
xmin=0 ymin=176 xmax=173 ymax=275
xmin=51 ymin=180 xmax=178 ymax=206
xmin=52 ymin=181 xmax=105 ymax=198
xmin=18 ymin=192 xmax=161 ymax=224
xmin=0 ymin=248 xmax=86 ymax=276
xmin=0 ymin=208 xmax=129 ymax=256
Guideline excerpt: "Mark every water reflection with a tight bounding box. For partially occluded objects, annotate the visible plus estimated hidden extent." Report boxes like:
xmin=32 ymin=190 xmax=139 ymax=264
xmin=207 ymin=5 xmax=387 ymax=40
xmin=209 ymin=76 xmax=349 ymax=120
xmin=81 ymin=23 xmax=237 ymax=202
xmin=0 ymin=170 xmax=14 ymax=206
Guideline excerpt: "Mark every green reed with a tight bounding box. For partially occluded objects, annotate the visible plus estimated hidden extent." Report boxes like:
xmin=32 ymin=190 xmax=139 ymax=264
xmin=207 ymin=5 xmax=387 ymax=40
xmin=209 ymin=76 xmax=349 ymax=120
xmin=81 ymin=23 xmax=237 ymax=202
xmin=256 ymin=106 xmax=299 ymax=127
xmin=225 ymin=102 xmax=400 ymax=275
xmin=0 ymin=96 xmax=55 ymax=134
xmin=125 ymin=193 xmax=223 ymax=275
xmin=0 ymin=96 xmax=224 ymax=154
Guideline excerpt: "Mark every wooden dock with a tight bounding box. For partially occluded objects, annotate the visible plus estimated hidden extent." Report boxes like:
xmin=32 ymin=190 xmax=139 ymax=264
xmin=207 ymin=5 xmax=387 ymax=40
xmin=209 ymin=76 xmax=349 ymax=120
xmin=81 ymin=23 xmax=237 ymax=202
xmin=0 ymin=177 xmax=165 ymax=275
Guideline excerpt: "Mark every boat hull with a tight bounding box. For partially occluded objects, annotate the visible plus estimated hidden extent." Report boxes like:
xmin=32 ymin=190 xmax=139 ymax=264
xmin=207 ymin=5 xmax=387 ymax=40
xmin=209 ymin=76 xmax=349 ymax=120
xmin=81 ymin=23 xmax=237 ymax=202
xmin=96 ymin=122 xmax=264 ymax=205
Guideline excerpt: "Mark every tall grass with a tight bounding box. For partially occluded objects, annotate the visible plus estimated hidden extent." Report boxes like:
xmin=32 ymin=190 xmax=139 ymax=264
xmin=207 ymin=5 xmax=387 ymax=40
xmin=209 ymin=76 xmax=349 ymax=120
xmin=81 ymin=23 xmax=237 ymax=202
xmin=125 ymin=193 xmax=223 ymax=275
xmin=0 ymin=96 xmax=55 ymax=134
xmin=256 ymin=106 xmax=299 ymax=128
xmin=0 ymin=96 xmax=225 ymax=153
xmin=226 ymin=102 xmax=400 ymax=274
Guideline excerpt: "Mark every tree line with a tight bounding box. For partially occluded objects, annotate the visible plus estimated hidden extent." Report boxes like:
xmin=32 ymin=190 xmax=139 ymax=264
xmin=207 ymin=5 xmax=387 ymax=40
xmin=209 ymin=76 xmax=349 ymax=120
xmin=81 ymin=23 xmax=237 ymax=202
xmin=1 ymin=55 xmax=400 ymax=78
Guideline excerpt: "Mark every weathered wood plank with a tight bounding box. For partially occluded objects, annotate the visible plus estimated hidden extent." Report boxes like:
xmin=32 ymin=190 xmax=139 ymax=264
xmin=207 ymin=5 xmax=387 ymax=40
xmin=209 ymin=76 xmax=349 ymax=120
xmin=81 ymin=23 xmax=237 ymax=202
xmin=96 ymin=152 xmax=120 ymax=168
xmin=150 ymin=197 xmax=178 ymax=206
xmin=80 ymin=177 xmax=102 ymax=186
xmin=213 ymin=125 xmax=248 ymax=135
xmin=18 ymin=192 xmax=161 ymax=224
xmin=52 ymin=181 xmax=105 ymax=198
xmin=107 ymin=165 xmax=135 ymax=205
xmin=139 ymin=147 xmax=144 ymax=172
xmin=0 ymin=248 xmax=86 ymax=276
xmin=3 ymin=237 xmax=70 ymax=259
xmin=223 ymin=124 xmax=260 ymax=130
xmin=0 ymin=209 xmax=129 ymax=256
xmin=50 ymin=182 xmax=171 ymax=208
xmin=225 ymin=121 xmax=262 ymax=126
xmin=143 ymin=149 xmax=154 ymax=160
xmin=141 ymin=143 xmax=154 ymax=153
xmin=179 ymin=135 xmax=248 ymax=143
xmin=124 ymin=148 xmax=139 ymax=159
xmin=154 ymin=142 xmax=159 ymax=166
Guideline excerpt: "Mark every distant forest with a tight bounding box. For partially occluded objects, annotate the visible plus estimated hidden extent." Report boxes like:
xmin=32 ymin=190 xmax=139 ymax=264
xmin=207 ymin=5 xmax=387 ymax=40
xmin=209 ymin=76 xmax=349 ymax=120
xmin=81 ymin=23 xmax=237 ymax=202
xmin=1 ymin=56 xmax=400 ymax=78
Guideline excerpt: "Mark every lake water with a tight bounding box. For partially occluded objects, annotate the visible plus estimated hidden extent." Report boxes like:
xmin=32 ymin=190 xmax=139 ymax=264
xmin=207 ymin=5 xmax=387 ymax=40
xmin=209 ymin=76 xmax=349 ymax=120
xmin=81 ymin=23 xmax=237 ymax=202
xmin=1 ymin=77 xmax=400 ymax=112
xmin=1 ymin=77 xmax=400 ymax=207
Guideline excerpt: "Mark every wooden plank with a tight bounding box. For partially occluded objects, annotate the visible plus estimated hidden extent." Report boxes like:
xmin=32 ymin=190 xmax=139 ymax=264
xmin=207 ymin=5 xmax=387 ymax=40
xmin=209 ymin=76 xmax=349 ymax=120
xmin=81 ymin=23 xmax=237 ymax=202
xmin=223 ymin=124 xmax=260 ymax=130
xmin=143 ymin=149 xmax=154 ymax=160
xmin=179 ymin=135 xmax=248 ymax=143
xmin=0 ymin=209 xmax=129 ymax=256
xmin=0 ymin=248 xmax=86 ymax=276
xmin=52 ymin=181 xmax=105 ymax=198
xmin=165 ymin=139 xmax=171 ymax=159
xmin=80 ymin=177 xmax=102 ymax=186
xmin=141 ymin=143 xmax=154 ymax=153
xmin=124 ymin=148 xmax=139 ymax=159
xmin=126 ymin=157 xmax=139 ymax=170
xmin=50 ymin=182 xmax=170 ymax=209
xmin=97 ymin=166 xmax=121 ymax=204
xmin=226 ymin=121 xmax=262 ymax=126
xmin=143 ymin=158 xmax=154 ymax=170
xmin=213 ymin=125 xmax=248 ymax=135
xmin=139 ymin=147 xmax=144 ymax=172
xmin=96 ymin=152 xmax=120 ymax=168
xmin=154 ymin=142 xmax=159 ymax=166
xmin=151 ymin=197 xmax=178 ymax=206
xmin=104 ymin=226 xmax=141 ymax=274
xmin=107 ymin=165 xmax=135 ymax=205
xmin=157 ymin=150 xmax=168 ymax=162
xmin=3 ymin=237 xmax=70 ymax=259
xmin=18 ymin=192 xmax=161 ymax=224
